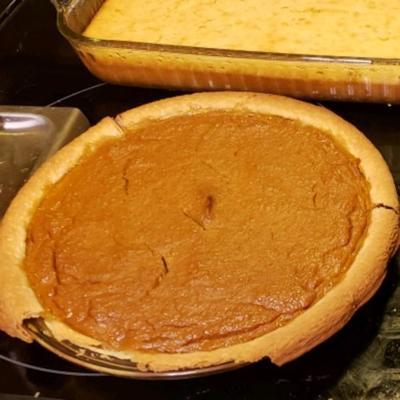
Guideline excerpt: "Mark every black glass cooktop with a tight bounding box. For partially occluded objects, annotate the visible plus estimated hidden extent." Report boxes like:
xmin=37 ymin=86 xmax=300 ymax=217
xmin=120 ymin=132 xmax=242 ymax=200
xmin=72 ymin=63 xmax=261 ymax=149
xmin=0 ymin=1 xmax=400 ymax=399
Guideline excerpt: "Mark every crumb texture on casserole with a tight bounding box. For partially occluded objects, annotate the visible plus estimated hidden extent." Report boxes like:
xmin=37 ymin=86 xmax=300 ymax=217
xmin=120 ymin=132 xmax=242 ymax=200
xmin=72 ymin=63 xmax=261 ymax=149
xmin=84 ymin=0 xmax=400 ymax=58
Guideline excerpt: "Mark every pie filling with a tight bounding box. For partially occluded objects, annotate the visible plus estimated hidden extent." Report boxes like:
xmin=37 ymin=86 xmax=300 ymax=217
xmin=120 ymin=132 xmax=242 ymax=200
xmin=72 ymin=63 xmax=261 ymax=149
xmin=24 ymin=111 xmax=370 ymax=353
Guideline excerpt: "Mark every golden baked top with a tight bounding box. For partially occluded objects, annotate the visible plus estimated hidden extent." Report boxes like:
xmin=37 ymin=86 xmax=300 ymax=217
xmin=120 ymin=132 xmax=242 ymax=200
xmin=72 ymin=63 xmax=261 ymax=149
xmin=24 ymin=110 xmax=370 ymax=353
xmin=84 ymin=0 xmax=400 ymax=58
xmin=0 ymin=93 xmax=398 ymax=373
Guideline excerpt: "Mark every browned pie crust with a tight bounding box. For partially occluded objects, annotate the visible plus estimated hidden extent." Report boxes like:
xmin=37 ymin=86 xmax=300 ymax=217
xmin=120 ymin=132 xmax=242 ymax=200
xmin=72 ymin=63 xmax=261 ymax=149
xmin=0 ymin=92 xmax=398 ymax=372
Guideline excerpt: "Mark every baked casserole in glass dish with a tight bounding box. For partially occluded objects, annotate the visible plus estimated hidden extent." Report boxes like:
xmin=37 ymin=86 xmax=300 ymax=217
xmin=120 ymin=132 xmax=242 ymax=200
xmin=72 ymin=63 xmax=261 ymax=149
xmin=53 ymin=0 xmax=400 ymax=103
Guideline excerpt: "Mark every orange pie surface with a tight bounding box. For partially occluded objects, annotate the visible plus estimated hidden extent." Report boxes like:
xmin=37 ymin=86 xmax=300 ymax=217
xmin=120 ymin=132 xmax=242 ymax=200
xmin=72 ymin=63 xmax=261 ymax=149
xmin=24 ymin=111 xmax=370 ymax=353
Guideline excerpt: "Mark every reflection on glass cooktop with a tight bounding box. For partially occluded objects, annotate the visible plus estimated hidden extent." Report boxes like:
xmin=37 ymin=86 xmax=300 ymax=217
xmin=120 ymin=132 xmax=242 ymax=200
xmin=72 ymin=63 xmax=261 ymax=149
xmin=0 ymin=0 xmax=400 ymax=399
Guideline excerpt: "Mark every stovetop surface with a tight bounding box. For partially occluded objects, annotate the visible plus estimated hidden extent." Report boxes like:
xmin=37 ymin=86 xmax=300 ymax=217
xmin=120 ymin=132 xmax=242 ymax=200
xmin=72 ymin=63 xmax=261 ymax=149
xmin=1 ymin=1 xmax=400 ymax=399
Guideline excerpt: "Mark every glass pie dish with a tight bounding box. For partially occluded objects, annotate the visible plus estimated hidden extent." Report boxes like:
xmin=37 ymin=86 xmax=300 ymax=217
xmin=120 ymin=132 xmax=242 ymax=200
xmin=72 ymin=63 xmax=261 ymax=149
xmin=24 ymin=318 xmax=248 ymax=379
xmin=53 ymin=0 xmax=400 ymax=103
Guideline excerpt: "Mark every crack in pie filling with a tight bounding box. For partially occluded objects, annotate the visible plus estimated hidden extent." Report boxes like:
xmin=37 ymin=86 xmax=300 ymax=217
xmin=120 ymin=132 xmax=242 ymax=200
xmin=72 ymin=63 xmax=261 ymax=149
xmin=0 ymin=93 xmax=398 ymax=372
xmin=26 ymin=112 xmax=370 ymax=352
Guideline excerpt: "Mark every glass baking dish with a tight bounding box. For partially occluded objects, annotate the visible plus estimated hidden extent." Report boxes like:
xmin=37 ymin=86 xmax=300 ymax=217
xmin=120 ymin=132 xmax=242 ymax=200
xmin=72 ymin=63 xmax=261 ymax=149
xmin=24 ymin=318 xmax=248 ymax=379
xmin=54 ymin=1 xmax=400 ymax=102
xmin=0 ymin=106 xmax=89 ymax=217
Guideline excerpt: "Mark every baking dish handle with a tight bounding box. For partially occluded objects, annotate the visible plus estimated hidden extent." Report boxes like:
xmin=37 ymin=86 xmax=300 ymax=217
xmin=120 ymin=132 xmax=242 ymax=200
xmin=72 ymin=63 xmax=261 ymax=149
xmin=50 ymin=0 xmax=69 ymax=12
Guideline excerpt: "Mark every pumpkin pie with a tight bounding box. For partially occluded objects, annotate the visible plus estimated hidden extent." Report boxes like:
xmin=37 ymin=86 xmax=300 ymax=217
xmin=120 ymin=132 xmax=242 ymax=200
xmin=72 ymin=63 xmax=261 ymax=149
xmin=0 ymin=92 xmax=398 ymax=372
